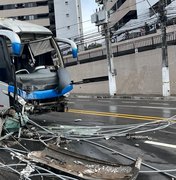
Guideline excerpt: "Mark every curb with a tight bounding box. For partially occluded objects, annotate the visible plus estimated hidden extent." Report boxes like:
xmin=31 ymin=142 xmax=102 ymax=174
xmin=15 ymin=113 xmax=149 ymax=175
xmin=70 ymin=94 xmax=176 ymax=101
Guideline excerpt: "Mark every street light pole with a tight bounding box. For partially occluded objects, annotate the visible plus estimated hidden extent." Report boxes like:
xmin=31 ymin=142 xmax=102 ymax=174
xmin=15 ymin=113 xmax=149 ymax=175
xmin=159 ymin=0 xmax=170 ymax=96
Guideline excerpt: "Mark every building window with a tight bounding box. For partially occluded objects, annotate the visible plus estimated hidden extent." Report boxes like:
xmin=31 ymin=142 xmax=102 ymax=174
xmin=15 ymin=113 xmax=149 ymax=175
xmin=15 ymin=3 xmax=25 ymax=8
xmin=67 ymin=26 xmax=70 ymax=30
xmin=29 ymin=15 xmax=34 ymax=20
xmin=66 ymin=13 xmax=69 ymax=17
xmin=65 ymin=1 xmax=68 ymax=5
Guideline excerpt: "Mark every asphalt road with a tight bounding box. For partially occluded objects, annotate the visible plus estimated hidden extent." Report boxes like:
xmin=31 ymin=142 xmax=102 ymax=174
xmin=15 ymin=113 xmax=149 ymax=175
xmin=30 ymin=97 xmax=176 ymax=180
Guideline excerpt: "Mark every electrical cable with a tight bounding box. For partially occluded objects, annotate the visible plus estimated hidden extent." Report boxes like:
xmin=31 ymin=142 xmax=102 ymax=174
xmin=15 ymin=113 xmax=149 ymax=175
xmin=0 ymin=147 xmax=28 ymax=154
xmin=9 ymin=134 xmax=30 ymax=153
xmin=0 ymin=161 xmax=31 ymax=180
xmin=35 ymin=168 xmax=44 ymax=180
xmin=1 ymin=118 xmax=173 ymax=179
xmin=57 ymin=0 xmax=176 ymax=47
xmin=0 ymin=144 xmax=68 ymax=180
xmin=62 ymin=118 xmax=172 ymax=140
xmin=55 ymin=0 xmax=146 ymax=31
xmin=18 ymin=136 xmax=57 ymax=142
xmin=0 ymin=163 xmax=26 ymax=167
xmin=32 ymin=165 xmax=67 ymax=180
xmin=83 ymin=139 xmax=176 ymax=179
xmin=140 ymin=169 xmax=176 ymax=173
xmin=29 ymin=173 xmax=79 ymax=180
xmin=53 ymin=0 xmax=155 ymax=43
xmin=28 ymin=119 xmax=54 ymax=135
xmin=14 ymin=115 xmax=175 ymax=179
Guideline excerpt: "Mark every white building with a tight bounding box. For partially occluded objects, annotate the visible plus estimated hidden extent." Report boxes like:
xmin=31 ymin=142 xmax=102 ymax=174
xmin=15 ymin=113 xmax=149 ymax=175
xmin=54 ymin=0 xmax=83 ymax=43
xmin=115 ymin=0 xmax=176 ymax=36
xmin=0 ymin=0 xmax=56 ymax=35
xmin=0 ymin=0 xmax=84 ymax=48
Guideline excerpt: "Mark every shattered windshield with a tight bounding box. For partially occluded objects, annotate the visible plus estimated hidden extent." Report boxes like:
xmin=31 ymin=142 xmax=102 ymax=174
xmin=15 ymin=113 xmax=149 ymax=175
xmin=29 ymin=38 xmax=54 ymax=57
xmin=10 ymin=36 xmax=63 ymax=72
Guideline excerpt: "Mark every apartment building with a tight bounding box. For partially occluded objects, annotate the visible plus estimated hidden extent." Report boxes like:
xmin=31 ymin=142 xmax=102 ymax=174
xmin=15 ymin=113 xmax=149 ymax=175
xmin=116 ymin=0 xmax=176 ymax=35
xmin=0 ymin=0 xmax=55 ymax=34
xmin=54 ymin=0 xmax=83 ymax=41
xmin=0 ymin=0 xmax=83 ymax=41
xmin=106 ymin=0 xmax=137 ymax=31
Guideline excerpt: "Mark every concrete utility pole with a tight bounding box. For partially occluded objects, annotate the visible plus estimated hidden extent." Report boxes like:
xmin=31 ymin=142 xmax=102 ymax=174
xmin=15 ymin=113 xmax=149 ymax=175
xmin=159 ymin=0 xmax=170 ymax=96
xmin=91 ymin=0 xmax=117 ymax=96
xmin=103 ymin=0 xmax=117 ymax=96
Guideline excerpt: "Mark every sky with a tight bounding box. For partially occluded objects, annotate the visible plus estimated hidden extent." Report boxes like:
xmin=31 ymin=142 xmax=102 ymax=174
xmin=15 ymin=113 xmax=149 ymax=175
xmin=81 ymin=0 xmax=98 ymax=34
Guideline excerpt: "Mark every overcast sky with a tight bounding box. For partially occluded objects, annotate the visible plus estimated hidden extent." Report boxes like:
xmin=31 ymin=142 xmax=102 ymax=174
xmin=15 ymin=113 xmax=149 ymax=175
xmin=81 ymin=0 xmax=98 ymax=34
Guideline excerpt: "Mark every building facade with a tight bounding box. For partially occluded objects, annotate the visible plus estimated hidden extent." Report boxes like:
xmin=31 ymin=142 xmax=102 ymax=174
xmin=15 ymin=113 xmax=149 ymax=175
xmin=0 ymin=0 xmax=83 ymax=41
xmin=106 ymin=0 xmax=137 ymax=31
xmin=54 ymin=0 xmax=83 ymax=41
xmin=0 ymin=0 xmax=55 ymax=34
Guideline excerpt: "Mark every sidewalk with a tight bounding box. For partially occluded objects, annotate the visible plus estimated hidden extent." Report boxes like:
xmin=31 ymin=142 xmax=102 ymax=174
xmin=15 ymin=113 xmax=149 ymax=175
xmin=70 ymin=93 xmax=176 ymax=101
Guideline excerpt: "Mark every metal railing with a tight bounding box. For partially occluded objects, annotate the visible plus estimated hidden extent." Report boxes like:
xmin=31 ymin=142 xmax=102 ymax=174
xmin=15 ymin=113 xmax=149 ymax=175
xmin=64 ymin=26 xmax=176 ymax=65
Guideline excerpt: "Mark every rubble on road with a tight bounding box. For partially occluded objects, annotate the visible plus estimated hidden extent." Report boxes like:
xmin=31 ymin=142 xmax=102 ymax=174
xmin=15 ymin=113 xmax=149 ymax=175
xmin=0 ymin=110 xmax=141 ymax=180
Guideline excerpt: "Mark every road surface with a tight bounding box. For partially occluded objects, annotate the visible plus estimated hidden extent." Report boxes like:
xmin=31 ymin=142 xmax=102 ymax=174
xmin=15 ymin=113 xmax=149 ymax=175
xmin=30 ymin=97 xmax=176 ymax=180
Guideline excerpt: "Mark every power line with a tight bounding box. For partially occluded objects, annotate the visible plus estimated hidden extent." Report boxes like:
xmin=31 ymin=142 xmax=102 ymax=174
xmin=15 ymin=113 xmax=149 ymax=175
xmin=58 ymin=0 xmax=176 ymax=47
xmin=55 ymin=0 xmax=148 ymax=32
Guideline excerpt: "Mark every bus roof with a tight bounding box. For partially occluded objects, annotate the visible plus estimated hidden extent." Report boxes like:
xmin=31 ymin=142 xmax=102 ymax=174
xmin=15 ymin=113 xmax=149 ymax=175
xmin=0 ymin=18 xmax=52 ymax=35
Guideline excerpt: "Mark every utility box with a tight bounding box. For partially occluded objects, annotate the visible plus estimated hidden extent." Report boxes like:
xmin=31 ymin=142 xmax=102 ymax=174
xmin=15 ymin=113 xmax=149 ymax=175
xmin=98 ymin=10 xmax=107 ymax=21
xmin=91 ymin=10 xmax=107 ymax=25
xmin=91 ymin=13 xmax=98 ymax=23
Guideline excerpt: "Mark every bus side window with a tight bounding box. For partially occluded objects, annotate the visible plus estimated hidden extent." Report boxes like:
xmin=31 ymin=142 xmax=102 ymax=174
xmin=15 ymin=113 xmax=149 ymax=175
xmin=0 ymin=38 xmax=12 ymax=83
xmin=0 ymin=42 xmax=7 ymax=82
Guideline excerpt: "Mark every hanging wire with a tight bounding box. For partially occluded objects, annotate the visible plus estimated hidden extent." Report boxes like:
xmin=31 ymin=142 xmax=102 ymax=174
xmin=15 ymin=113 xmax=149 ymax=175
xmin=83 ymin=139 xmax=176 ymax=179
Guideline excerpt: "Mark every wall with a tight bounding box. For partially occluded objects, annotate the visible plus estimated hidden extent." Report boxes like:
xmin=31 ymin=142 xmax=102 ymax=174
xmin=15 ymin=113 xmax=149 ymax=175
xmin=168 ymin=46 xmax=176 ymax=95
xmin=66 ymin=46 xmax=176 ymax=95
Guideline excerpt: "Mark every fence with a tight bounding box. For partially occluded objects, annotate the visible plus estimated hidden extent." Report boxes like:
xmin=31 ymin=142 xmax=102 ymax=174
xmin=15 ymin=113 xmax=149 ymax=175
xmin=64 ymin=26 xmax=176 ymax=66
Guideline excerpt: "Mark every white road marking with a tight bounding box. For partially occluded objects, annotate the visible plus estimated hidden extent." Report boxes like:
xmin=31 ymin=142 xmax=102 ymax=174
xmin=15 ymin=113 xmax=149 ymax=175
xmin=97 ymin=100 xmax=111 ymax=103
xmin=149 ymin=102 xmax=169 ymax=106
xmin=115 ymin=104 xmax=176 ymax=110
xmin=77 ymin=99 xmax=90 ymax=102
xmin=121 ymin=101 xmax=137 ymax=104
xmin=67 ymin=101 xmax=75 ymax=104
xmin=145 ymin=141 xmax=176 ymax=149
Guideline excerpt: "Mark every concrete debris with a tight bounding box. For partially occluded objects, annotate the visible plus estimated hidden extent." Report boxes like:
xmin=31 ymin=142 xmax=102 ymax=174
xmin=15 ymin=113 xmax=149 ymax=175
xmin=74 ymin=118 xmax=82 ymax=122
xmin=26 ymin=144 xmax=141 ymax=180
xmin=0 ymin=112 xmax=142 ymax=180
xmin=20 ymin=164 xmax=35 ymax=178
xmin=104 ymin=136 xmax=110 ymax=140
xmin=0 ymin=108 xmax=28 ymax=133
xmin=74 ymin=160 xmax=84 ymax=165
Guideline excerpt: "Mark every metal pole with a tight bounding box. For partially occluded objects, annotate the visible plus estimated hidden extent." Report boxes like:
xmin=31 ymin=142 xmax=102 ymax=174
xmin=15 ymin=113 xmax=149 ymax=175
xmin=103 ymin=0 xmax=117 ymax=96
xmin=160 ymin=0 xmax=170 ymax=96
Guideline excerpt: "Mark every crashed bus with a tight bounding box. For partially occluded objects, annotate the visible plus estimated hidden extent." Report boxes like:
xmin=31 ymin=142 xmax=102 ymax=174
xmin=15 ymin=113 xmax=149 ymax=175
xmin=0 ymin=19 xmax=142 ymax=180
xmin=0 ymin=18 xmax=77 ymax=114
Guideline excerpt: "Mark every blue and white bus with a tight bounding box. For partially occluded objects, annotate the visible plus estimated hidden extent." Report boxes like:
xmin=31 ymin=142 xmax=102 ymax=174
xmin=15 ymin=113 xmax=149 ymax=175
xmin=0 ymin=18 xmax=77 ymax=113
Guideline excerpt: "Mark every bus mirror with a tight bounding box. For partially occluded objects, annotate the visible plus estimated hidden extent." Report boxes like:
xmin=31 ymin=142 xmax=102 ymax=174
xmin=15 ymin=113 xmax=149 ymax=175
xmin=56 ymin=38 xmax=78 ymax=58
xmin=12 ymin=42 xmax=21 ymax=56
